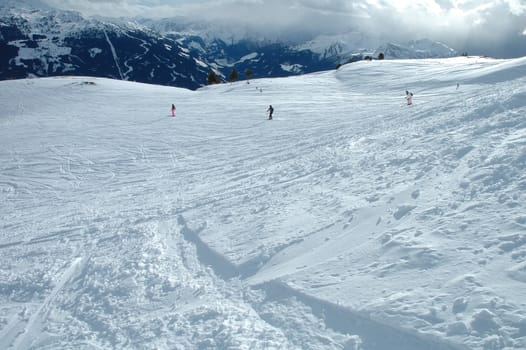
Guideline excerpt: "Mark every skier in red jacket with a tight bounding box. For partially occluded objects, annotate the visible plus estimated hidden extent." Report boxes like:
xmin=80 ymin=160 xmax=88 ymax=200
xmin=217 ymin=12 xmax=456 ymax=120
xmin=406 ymin=91 xmax=413 ymax=105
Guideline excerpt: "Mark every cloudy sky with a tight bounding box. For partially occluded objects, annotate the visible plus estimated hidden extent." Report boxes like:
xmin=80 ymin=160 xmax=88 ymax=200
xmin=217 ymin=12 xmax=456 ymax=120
xmin=39 ymin=0 xmax=526 ymax=57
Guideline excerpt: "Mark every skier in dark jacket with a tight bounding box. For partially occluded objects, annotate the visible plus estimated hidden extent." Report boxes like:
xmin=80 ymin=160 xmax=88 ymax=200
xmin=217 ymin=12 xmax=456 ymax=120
xmin=267 ymin=105 xmax=274 ymax=120
xmin=171 ymin=104 xmax=176 ymax=117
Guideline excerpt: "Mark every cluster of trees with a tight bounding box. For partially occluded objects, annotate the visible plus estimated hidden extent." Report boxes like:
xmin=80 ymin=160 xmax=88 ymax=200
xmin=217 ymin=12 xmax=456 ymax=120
xmin=207 ymin=68 xmax=254 ymax=85
xmin=364 ymin=52 xmax=385 ymax=61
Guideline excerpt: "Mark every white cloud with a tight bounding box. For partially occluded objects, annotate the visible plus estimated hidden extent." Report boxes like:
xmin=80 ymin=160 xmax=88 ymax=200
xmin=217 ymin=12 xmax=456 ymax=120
xmin=40 ymin=0 xmax=526 ymax=57
xmin=503 ymin=0 xmax=526 ymax=15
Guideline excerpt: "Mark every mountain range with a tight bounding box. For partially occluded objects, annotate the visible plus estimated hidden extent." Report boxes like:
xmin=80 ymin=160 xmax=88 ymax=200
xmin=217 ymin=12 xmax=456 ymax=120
xmin=0 ymin=1 xmax=458 ymax=89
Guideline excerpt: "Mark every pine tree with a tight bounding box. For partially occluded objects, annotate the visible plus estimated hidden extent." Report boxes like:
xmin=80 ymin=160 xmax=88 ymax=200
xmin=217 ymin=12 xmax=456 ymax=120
xmin=245 ymin=69 xmax=253 ymax=80
xmin=229 ymin=68 xmax=238 ymax=82
xmin=207 ymin=70 xmax=221 ymax=85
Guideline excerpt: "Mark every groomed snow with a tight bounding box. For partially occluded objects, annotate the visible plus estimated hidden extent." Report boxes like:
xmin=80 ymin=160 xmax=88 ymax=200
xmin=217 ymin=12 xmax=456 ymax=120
xmin=1 ymin=56 xmax=526 ymax=350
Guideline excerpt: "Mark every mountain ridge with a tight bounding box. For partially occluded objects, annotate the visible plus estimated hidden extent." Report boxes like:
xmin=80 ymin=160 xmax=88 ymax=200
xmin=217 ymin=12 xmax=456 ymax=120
xmin=1 ymin=3 xmax=458 ymax=88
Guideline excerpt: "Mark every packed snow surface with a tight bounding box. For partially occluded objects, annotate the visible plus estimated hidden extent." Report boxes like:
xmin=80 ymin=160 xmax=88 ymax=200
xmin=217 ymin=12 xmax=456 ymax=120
xmin=1 ymin=56 xmax=526 ymax=350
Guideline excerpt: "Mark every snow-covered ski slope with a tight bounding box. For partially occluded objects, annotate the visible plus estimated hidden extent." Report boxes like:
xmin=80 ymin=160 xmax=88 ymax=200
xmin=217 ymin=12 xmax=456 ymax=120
xmin=1 ymin=56 xmax=526 ymax=350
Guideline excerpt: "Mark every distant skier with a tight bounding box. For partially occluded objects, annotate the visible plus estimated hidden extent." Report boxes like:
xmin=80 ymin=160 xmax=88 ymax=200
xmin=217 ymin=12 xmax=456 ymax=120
xmin=171 ymin=104 xmax=176 ymax=117
xmin=405 ymin=91 xmax=413 ymax=105
xmin=267 ymin=105 xmax=274 ymax=120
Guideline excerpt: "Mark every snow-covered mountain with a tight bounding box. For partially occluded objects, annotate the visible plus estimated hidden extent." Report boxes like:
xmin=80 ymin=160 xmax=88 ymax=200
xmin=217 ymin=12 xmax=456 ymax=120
xmin=0 ymin=3 xmax=211 ymax=89
xmin=1 ymin=56 xmax=526 ymax=350
xmin=138 ymin=18 xmax=348 ymax=78
xmin=376 ymin=39 xmax=458 ymax=59
xmin=172 ymin=36 xmax=340 ymax=78
xmin=149 ymin=21 xmax=459 ymax=78
xmin=0 ymin=2 xmax=339 ymax=86
xmin=0 ymin=2 xmax=459 ymax=88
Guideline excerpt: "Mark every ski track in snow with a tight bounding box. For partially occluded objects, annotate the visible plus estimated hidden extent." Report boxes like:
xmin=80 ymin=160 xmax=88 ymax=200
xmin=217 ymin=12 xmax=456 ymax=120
xmin=1 ymin=57 xmax=526 ymax=349
xmin=103 ymin=29 xmax=124 ymax=80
